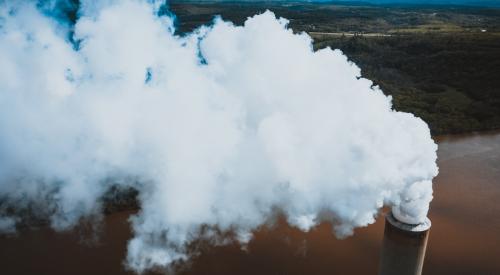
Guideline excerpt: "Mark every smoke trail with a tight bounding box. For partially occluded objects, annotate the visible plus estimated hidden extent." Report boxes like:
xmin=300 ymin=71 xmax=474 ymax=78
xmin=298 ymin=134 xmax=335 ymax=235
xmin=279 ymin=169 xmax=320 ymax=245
xmin=0 ymin=0 xmax=438 ymax=272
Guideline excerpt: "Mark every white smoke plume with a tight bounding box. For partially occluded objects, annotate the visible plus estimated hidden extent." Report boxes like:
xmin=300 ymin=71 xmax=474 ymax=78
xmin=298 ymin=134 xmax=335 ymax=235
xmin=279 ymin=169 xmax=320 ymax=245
xmin=0 ymin=0 xmax=438 ymax=272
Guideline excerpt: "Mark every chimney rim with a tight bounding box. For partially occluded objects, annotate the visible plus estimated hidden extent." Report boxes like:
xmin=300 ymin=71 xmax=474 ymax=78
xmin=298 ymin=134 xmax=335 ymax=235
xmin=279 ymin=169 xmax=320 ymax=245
xmin=386 ymin=212 xmax=431 ymax=232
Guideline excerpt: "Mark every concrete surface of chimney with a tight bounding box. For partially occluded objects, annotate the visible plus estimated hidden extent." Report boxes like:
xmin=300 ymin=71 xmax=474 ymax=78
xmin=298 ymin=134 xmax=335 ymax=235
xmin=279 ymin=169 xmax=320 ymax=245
xmin=378 ymin=212 xmax=431 ymax=275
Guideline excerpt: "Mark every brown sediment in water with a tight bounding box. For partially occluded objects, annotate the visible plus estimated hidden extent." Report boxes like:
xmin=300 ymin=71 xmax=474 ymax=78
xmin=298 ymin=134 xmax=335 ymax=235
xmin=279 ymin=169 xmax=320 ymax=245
xmin=424 ymin=130 xmax=500 ymax=275
xmin=1 ymin=131 xmax=499 ymax=274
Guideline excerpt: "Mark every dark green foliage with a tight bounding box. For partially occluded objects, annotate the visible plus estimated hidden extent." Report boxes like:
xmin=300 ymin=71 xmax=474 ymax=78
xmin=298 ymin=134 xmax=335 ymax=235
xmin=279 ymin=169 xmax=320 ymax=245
xmin=169 ymin=2 xmax=500 ymax=135
xmin=316 ymin=34 xmax=500 ymax=134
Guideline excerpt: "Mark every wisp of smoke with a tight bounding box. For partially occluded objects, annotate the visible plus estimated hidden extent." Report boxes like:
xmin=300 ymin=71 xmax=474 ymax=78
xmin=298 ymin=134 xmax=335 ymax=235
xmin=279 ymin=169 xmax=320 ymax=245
xmin=0 ymin=0 xmax=438 ymax=272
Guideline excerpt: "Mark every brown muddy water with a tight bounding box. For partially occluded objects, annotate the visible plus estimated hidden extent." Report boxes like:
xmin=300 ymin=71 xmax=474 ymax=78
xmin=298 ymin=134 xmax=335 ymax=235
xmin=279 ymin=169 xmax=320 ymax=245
xmin=1 ymin=131 xmax=499 ymax=275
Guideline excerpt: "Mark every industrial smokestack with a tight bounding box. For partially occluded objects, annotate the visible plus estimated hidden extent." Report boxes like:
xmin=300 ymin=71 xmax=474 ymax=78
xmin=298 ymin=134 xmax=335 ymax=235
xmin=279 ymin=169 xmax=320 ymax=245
xmin=378 ymin=210 xmax=431 ymax=275
xmin=0 ymin=1 xmax=439 ymax=272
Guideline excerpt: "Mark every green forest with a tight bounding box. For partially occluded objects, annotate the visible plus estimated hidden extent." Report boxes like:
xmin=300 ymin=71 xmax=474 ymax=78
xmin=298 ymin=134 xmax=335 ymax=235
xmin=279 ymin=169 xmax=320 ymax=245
xmin=171 ymin=1 xmax=500 ymax=135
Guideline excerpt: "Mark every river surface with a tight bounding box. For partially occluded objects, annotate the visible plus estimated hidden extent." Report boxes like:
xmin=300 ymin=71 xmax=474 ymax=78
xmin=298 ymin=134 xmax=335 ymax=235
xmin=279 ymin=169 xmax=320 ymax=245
xmin=1 ymin=131 xmax=499 ymax=274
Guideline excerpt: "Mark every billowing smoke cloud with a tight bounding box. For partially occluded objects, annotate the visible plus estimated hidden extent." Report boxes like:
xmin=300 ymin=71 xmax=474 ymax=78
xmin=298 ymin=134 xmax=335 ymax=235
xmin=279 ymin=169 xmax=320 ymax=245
xmin=0 ymin=0 xmax=438 ymax=272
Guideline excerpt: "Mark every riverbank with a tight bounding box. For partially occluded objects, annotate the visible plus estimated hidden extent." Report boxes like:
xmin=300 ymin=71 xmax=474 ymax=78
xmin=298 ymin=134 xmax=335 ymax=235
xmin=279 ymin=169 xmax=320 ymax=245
xmin=313 ymin=32 xmax=500 ymax=135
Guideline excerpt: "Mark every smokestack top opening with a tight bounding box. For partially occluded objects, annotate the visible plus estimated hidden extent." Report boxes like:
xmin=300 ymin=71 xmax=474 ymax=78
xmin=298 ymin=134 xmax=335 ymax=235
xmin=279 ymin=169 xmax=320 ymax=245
xmin=387 ymin=212 xmax=431 ymax=232
xmin=391 ymin=203 xmax=430 ymax=226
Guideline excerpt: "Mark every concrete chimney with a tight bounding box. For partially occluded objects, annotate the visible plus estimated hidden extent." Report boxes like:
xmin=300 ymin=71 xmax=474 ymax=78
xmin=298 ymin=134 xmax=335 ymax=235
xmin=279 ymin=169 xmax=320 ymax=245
xmin=378 ymin=211 xmax=431 ymax=275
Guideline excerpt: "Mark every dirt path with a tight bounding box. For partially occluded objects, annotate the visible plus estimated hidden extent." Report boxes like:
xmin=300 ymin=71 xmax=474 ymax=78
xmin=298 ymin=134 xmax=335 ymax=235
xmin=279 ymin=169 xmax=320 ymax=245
xmin=308 ymin=32 xmax=392 ymax=37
